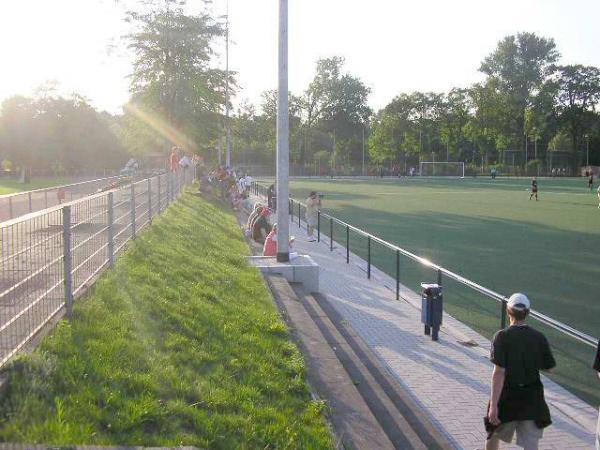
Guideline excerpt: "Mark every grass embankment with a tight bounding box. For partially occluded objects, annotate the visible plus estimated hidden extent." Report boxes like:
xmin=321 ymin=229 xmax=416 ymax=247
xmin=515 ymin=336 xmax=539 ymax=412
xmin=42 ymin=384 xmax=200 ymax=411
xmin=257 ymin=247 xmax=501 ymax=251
xmin=0 ymin=177 xmax=74 ymax=195
xmin=0 ymin=192 xmax=333 ymax=448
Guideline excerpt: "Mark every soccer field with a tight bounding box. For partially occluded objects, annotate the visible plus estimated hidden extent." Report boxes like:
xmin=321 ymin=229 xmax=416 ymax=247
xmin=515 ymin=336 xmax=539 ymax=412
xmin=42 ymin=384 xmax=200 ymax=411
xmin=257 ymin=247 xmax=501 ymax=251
xmin=280 ymin=176 xmax=600 ymax=405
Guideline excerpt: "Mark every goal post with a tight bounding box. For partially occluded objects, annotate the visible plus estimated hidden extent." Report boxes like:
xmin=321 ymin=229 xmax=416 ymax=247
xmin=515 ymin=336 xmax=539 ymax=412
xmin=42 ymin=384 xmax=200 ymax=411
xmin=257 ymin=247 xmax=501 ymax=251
xmin=419 ymin=161 xmax=465 ymax=177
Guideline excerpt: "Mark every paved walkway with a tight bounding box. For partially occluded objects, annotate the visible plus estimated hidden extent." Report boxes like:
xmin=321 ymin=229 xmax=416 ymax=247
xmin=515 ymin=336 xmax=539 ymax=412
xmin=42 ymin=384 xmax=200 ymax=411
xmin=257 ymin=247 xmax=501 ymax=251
xmin=285 ymin=216 xmax=597 ymax=450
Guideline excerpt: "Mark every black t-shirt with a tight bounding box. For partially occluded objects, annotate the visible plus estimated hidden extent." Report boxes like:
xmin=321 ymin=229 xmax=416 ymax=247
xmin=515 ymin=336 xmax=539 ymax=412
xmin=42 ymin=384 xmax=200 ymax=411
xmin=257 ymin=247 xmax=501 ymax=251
xmin=532 ymin=180 xmax=538 ymax=190
xmin=490 ymin=325 xmax=555 ymax=387
xmin=594 ymin=340 xmax=600 ymax=372
xmin=490 ymin=325 xmax=556 ymax=426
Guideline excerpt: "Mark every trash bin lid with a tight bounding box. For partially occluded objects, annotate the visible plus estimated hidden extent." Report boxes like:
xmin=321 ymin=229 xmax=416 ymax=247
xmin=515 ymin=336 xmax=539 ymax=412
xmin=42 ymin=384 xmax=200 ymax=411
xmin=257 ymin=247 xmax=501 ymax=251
xmin=420 ymin=283 xmax=440 ymax=289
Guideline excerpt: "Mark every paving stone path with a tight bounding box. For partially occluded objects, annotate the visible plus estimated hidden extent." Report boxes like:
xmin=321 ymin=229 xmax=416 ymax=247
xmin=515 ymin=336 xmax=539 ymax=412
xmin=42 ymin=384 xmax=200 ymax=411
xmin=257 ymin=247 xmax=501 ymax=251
xmin=286 ymin=215 xmax=597 ymax=450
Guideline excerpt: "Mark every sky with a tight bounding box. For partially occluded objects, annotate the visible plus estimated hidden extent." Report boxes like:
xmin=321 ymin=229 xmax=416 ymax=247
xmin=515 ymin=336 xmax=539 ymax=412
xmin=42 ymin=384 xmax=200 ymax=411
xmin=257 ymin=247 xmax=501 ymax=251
xmin=1 ymin=0 xmax=600 ymax=114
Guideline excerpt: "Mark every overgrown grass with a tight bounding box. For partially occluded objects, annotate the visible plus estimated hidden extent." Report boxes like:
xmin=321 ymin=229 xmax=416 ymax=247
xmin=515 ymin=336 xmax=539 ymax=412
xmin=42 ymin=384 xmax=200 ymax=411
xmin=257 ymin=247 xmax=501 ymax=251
xmin=0 ymin=177 xmax=74 ymax=195
xmin=0 ymin=192 xmax=334 ymax=449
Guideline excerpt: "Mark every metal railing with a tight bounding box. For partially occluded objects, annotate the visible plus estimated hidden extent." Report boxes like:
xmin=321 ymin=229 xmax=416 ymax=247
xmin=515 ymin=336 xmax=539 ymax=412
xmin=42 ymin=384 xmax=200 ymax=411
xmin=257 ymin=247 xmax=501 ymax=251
xmin=0 ymin=176 xmax=128 ymax=222
xmin=251 ymin=181 xmax=597 ymax=349
xmin=0 ymin=169 xmax=193 ymax=369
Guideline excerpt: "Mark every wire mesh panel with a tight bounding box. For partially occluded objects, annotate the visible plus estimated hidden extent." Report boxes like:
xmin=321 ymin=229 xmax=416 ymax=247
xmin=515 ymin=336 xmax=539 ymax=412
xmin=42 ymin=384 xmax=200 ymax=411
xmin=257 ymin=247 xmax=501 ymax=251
xmin=0 ymin=171 xmax=193 ymax=369
xmin=70 ymin=195 xmax=110 ymax=298
xmin=0 ymin=209 xmax=65 ymax=367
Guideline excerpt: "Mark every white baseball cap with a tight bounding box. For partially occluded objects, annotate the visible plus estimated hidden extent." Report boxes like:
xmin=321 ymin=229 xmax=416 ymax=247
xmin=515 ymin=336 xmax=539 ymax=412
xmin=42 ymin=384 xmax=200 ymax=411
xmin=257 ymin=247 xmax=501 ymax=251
xmin=507 ymin=293 xmax=531 ymax=311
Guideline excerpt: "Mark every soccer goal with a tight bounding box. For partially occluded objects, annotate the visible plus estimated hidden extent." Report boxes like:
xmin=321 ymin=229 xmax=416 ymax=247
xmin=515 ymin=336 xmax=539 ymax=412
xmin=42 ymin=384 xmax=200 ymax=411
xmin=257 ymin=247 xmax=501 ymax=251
xmin=419 ymin=161 xmax=465 ymax=177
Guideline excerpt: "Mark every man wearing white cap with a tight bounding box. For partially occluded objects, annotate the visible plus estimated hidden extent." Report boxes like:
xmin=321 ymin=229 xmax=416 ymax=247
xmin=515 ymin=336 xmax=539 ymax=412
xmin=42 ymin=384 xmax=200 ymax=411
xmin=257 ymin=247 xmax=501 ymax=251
xmin=485 ymin=293 xmax=556 ymax=450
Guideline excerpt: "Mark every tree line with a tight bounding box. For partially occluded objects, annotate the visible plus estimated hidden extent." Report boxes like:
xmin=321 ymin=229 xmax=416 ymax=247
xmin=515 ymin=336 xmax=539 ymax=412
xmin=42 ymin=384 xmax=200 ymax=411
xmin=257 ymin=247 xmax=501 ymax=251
xmin=234 ymin=32 xmax=600 ymax=175
xmin=1 ymin=0 xmax=599 ymax=178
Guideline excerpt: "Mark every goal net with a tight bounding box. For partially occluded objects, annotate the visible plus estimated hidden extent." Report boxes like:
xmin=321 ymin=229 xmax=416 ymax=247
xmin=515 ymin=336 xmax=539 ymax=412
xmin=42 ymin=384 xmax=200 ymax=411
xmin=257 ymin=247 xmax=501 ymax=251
xmin=419 ymin=162 xmax=465 ymax=177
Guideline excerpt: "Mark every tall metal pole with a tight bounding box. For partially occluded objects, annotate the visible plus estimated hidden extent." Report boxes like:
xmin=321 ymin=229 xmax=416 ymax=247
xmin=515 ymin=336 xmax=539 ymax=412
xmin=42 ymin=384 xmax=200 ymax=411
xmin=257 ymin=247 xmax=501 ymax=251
xmin=525 ymin=135 xmax=528 ymax=169
xmin=332 ymin=129 xmax=336 ymax=176
xmin=225 ymin=0 xmax=232 ymax=168
xmin=276 ymin=0 xmax=290 ymax=262
xmin=362 ymin=125 xmax=365 ymax=176
xmin=586 ymin=135 xmax=590 ymax=166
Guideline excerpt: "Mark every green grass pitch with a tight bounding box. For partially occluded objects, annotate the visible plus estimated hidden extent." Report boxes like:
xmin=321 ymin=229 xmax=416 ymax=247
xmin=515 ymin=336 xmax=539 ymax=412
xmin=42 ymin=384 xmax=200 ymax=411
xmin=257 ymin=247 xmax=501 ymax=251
xmin=281 ymin=176 xmax=600 ymax=406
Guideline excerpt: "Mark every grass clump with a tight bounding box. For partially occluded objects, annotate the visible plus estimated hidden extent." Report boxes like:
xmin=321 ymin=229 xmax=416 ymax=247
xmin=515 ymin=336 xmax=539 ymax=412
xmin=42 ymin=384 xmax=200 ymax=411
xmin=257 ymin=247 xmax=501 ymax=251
xmin=0 ymin=192 xmax=334 ymax=449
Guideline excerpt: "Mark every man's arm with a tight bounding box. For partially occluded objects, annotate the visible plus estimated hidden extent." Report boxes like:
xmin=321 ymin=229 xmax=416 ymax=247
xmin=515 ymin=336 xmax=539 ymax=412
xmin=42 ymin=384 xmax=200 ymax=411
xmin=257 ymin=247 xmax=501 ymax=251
xmin=488 ymin=365 xmax=505 ymax=425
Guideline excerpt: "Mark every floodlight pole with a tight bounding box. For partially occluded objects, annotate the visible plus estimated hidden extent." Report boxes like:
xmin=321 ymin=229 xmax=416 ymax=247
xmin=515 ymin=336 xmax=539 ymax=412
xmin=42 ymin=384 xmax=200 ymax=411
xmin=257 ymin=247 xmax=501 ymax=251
xmin=276 ymin=0 xmax=290 ymax=262
xmin=225 ymin=0 xmax=232 ymax=168
xmin=586 ymin=135 xmax=590 ymax=166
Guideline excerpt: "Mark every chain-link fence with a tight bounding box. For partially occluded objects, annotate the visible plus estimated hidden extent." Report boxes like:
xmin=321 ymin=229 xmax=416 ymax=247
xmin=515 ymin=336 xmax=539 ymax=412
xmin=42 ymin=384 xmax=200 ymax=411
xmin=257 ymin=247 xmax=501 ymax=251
xmin=0 ymin=170 xmax=193 ymax=369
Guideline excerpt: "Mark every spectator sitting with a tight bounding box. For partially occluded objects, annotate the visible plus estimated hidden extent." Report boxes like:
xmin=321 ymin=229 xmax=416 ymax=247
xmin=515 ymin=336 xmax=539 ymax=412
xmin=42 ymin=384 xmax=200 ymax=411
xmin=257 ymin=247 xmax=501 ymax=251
xmin=263 ymin=223 xmax=295 ymax=257
xmin=246 ymin=203 xmax=261 ymax=227
xmin=241 ymin=191 xmax=252 ymax=212
xmin=252 ymin=207 xmax=272 ymax=244
xmin=199 ymin=173 xmax=212 ymax=194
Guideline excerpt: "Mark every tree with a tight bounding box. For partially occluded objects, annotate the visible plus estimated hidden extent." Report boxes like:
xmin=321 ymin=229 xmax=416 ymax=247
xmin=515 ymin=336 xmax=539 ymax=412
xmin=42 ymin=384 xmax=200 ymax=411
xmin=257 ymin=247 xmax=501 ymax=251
xmin=478 ymin=32 xmax=559 ymax=161
xmin=368 ymin=92 xmax=445 ymax=167
xmin=551 ymin=65 xmax=600 ymax=157
xmin=0 ymin=93 xmax=127 ymax=177
xmin=299 ymin=57 xmax=371 ymax=169
xmin=124 ymin=0 xmax=228 ymax=157
xmin=439 ymin=88 xmax=472 ymax=161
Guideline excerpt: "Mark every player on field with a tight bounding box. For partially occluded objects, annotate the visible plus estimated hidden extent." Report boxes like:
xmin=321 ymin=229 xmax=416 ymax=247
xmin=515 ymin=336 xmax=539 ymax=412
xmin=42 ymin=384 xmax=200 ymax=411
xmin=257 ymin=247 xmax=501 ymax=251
xmin=529 ymin=177 xmax=538 ymax=201
xmin=589 ymin=173 xmax=594 ymax=191
xmin=597 ymin=185 xmax=600 ymax=209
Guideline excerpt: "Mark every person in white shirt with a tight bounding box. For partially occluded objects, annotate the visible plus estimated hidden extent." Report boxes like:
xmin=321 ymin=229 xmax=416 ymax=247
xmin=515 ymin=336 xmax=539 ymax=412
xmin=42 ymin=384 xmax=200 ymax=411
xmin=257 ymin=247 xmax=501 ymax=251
xmin=244 ymin=174 xmax=253 ymax=192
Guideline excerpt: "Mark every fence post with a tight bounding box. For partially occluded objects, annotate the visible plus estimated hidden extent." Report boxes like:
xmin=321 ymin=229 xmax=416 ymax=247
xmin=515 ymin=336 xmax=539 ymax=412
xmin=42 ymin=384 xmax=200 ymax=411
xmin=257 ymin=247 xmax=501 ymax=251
xmin=396 ymin=249 xmax=400 ymax=300
xmin=131 ymin=182 xmax=136 ymax=239
xmin=317 ymin=211 xmax=321 ymax=242
xmin=28 ymin=192 xmax=32 ymax=213
xmin=148 ymin=178 xmax=152 ymax=224
xmin=330 ymin=218 xmax=333 ymax=252
xmin=367 ymin=236 xmax=371 ymax=279
xmin=108 ymin=192 xmax=114 ymax=267
xmin=62 ymin=206 xmax=73 ymax=320
xmin=437 ymin=268 xmax=442 ymax=286
xmin=501 ymin=299 xmax=507 ymax=329
xmin=346 ymin=225 xmax=349 ymax=263
xmin=157 ymin=174 xmax=162 ymax=213
xmin=44 ymin=190 xmax=48 ymax=209
xmin=166 ymin=173 xmax=170 ymax=204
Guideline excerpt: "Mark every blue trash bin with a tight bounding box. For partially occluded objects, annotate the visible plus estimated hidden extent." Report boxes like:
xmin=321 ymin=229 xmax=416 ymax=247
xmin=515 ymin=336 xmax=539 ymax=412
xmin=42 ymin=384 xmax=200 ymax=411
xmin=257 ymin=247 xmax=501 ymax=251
xmin=421 ymin=283 xmax=443 ymax=341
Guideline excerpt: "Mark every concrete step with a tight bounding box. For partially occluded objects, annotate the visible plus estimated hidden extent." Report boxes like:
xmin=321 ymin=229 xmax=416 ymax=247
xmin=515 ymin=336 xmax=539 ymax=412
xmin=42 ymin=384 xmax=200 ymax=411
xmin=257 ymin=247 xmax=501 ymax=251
xmin=266 ymin=274 xmax=395 ymax=450
xmin=293 ymin=286 xmax=455 ymax=450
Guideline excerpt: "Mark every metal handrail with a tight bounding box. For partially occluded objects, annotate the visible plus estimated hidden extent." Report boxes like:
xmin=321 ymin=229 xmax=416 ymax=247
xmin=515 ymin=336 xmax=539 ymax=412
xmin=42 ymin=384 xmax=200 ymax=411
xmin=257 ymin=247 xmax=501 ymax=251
xmin=252 ymin=181 xmax=598 ymax=349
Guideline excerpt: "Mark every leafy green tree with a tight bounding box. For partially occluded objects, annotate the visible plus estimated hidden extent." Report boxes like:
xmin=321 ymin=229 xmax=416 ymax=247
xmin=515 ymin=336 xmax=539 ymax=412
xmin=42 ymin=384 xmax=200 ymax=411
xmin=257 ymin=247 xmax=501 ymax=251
xmin=478 ymin=32 xmax=559 ymax=160
xmin=0 ymin=93 xmax=127 ymax=177
xmin=439 ymin=88 xmax=472 ymax=161
xmin=551 ymin=65 xmax=600 ymax=156
xmin=299 ymin=57 xmax=371 ymax=168
xmin=124 ymin=0 xmax=228 ymax=157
